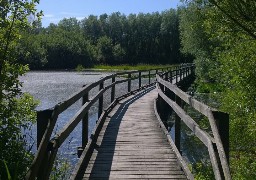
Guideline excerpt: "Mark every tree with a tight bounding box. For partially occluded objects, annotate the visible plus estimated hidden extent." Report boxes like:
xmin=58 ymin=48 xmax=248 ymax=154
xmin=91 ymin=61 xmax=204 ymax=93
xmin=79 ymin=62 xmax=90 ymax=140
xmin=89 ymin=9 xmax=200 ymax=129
xmin=179 ymin=0 xmax=256 ymax=178
xmin=0 ymin=0 xmax=41 ymax=178
xmin=96 ymin=36 xmax=114 ymax=64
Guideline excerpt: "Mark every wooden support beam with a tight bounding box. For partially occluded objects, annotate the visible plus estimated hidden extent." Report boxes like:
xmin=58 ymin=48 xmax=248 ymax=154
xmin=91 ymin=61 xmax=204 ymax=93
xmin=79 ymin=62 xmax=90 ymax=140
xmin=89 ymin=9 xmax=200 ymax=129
xmin=148 ymin=70 xmax=151 ymax=84
xmin=138 ymin=72 xmax=141 ymax=88
xmin=213 ymin=111 xmax=230 ymax=164
xmin=111 ymin=77 xmax=115 ymax=102
xmin=98 ymin=82 xmax=104 ymax=119
xmin=37 ymin=110 xmax=53 ymax=149
xmin=82 ymin=92 xmax=89 ymax=148
xmin=128 ymin=73 xmax=131 ymax=92
xmin=175 ymin=95 xmax=181 ymax=153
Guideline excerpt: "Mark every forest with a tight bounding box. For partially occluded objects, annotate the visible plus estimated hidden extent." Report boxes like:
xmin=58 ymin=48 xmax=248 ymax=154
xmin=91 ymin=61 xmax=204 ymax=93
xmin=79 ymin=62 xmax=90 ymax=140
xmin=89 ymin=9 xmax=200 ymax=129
xmin=17 ymin=10 xmax=190 ymax=70
xmin=1 ymin=0 xmax=256 ymax=179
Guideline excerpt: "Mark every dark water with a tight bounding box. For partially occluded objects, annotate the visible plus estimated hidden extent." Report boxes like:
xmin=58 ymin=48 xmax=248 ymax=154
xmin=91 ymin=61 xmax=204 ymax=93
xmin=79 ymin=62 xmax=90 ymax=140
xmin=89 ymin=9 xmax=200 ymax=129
xmin=20 ymin=71 xmax=150 ymax=168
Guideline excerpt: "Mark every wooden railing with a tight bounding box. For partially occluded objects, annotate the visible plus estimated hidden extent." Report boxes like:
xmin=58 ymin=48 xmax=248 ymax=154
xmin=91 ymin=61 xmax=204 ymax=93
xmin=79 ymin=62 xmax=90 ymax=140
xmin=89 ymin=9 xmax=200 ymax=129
xmin=156 ymin=66 xmax=231 ymax=180
xmin=26 ymin=65 xmax=191 ymax=180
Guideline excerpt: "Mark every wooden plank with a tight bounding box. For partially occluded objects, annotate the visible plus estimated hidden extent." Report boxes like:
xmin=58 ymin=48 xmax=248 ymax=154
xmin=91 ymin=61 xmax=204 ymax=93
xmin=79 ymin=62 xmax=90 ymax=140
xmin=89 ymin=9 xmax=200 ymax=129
xmin=79 ymin=88 xmax=186 ymax=180
xmin=83 ymin=174 xmax=187 ymax=179
xmin=154 ymin=99 xmax=194 ymax=180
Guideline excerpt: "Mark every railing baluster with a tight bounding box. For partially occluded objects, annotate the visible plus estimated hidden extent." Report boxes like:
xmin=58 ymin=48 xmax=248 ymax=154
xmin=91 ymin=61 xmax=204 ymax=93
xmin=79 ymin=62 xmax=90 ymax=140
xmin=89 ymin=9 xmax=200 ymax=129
xmin=213 ymin=111 xmax=230 ymax=164
xmin=82 ymin=92 xmax=89 ymax=148
xmin=111 ymin=77 xmax=115 ymax=102
xmin=175 ymin=95 xmax=181 ymax=153
xmin=139 ymin=72 xmax=141 ymax=88
xmin=98 ymin=82 xmax=104 ymax=119
xmin=148 ymin=70 xmax=151 ymax=84
xmin=128 ymin=73 xmax=131 ymax=92
xmin=37 ymin=110 xmax=53 ymax=149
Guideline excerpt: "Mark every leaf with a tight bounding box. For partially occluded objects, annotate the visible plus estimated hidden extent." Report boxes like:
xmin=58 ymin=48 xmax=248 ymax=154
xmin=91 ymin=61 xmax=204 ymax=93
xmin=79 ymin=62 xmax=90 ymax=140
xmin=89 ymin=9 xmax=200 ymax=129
xmin=3 ymin=160 xmax=12 ymax=180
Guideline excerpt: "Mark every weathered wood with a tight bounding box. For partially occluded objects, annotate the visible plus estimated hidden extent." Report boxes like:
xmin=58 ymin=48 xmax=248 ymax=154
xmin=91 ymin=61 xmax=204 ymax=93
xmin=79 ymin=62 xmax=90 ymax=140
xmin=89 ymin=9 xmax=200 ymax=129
xmin=209 ymin=111 xmax=231 ymax=179
xmin=213 ymin=111 xmax=229 ymax=164
xmin=42 ymin=147 xmax=58 ymax=180
xmin=37 ymin=110 xmax=53 ymax=148
xmin=176 ymin=69 xmax=178 ymax=82
xmin=208 ymin=142 xmax=223 ymax=180
xmin=156 ymin=65 xmax=231 ymax=180
xmin=148 ymin=70 xmax=151 ymax=84
xmin=82 ymin=92 xmax=89 ymax=148
xmin=139 ymin=72 xmax=141 ymax=88
xmin=98 ymin=82 xmax=104 ymax=119
xmin=28 ymin=65 xmax=193 ymax=179
xmin=26 ymin=106 xmax=59 ymax=180
xmin=111 ymin=77 xmax=115 ymax=102
xmin=157 ymin=75 xmax=214 ymax=117
xmin=53 ymin=86 xmax=108 ymax=147
xmin=128 ymin=73 xmax=131 ymax=92
xmin=175 ymin=95 xmax=181 ymax=153
xmin=75 ymin=88 xmax=187 ymax=180
xmin=154 ymin=99 xmax=194 ymax=180
xmin=157 ymin=87 xmax=214 ymax=147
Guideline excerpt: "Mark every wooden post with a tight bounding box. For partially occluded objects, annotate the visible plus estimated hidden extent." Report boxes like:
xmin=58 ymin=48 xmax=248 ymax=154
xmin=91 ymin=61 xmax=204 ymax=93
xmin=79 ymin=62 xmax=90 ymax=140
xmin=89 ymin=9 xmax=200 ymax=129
xmin=98 ymin=82 xmax=104 ymax=119
xmin=139 ymin=72 xmax=142 ymax=88
xmin=82 ymin=92 xmax=89 ymax=148
xmin=176 ymin=69 xmax=178 ymax=83
xmin=175 ymin=95 xmax=181 ymax=153
xmin=128 ymin=73 xmax=131 ymax=92
xmin=111 ymin=77 xmax=115 ymax=102
xmin=37 ymin=110 xmax=53 ymax=149
xmin=212 ymin=111 xmax=230 ymax=164
xmin=165 ymin=72 xmax=168 ymax=81
xmin=148 ymin=70 xmax=151 ymax=84
xmin=180 ymin=69 xmax=182 ymax=81
xmin=155 ymin=69 xmax=158 ymax=82
xmin=170 ymin=70 xmax=173 ymax=84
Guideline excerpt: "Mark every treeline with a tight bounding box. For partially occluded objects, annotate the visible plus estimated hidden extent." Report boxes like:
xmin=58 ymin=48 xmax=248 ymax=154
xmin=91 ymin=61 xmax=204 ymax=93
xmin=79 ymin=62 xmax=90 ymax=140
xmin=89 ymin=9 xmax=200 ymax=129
xmin=179 ymin=0 xmax=256 ymax=179
xmin=17 ymin=10 xmax=191 ymax=70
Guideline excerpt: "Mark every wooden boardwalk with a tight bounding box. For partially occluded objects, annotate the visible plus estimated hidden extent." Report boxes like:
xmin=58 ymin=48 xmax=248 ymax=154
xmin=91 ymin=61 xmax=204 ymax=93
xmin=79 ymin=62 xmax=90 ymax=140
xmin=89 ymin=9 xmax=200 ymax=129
xmin=83 ymin=87 xmax=187 ymax=179
xmin=27 ymin=65 xmax=231 ymax=180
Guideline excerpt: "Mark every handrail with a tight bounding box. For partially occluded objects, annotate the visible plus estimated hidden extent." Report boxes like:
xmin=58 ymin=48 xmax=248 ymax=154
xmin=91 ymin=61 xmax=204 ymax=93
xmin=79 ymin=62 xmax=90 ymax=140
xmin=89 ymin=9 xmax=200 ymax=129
xmin=26 ymin=65 xmax=186 ymax=180
xmin=156 ymin=66 xmax=231 ymax=180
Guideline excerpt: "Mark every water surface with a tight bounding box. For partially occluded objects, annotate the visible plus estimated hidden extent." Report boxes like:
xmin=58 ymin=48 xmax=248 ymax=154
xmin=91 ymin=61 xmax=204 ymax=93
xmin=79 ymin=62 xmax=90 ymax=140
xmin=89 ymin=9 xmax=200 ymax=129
xmin=20 ymin=71 xmax=112 ymax=165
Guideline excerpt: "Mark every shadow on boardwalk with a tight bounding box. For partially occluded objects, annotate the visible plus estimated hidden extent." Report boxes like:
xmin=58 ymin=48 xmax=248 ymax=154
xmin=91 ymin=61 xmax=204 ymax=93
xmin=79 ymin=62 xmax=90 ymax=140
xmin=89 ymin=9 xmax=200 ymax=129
xmin=88 ymin=86 xmax=155 ymax=179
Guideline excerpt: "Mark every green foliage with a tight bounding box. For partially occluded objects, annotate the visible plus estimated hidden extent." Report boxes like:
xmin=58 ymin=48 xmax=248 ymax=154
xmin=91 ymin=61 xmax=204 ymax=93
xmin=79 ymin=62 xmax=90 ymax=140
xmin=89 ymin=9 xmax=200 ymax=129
xmin=0 ymin=93 xmax=38 ymax=179
xmin=193 ymin=163 xmax=215 ymax=180
xmin=0 ymin=0 xmax=41 ymax=179
xmin=16 ymin=9 xmax=187 ymax=69
xmin=75 ymin=64 xmax=85 ymax=71
xmin=179 ymin=0 xmax=256 ymax=178
xmin=50 ymin=157 xmax=71 ymax=180
xmin=3 ymin=160 xmax=12 ymax=180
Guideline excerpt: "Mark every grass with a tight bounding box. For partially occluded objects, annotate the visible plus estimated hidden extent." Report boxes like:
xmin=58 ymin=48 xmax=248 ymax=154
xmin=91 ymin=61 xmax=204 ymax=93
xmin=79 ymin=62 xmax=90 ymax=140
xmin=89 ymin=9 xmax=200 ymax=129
xmin=91 ymin=64 xmax=176 ymax=71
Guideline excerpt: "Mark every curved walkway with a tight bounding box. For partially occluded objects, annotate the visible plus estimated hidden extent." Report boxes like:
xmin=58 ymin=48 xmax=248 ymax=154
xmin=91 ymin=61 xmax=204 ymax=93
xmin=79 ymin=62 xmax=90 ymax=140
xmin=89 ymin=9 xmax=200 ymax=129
xmin=83 ymin=87 xmax=187 ymax=179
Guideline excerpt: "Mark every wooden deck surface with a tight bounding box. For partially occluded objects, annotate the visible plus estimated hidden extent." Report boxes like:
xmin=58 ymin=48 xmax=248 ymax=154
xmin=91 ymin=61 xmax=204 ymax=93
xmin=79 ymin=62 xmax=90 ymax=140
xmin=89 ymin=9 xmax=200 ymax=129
xmin=82 ymin=86 xmax=187 ymax=179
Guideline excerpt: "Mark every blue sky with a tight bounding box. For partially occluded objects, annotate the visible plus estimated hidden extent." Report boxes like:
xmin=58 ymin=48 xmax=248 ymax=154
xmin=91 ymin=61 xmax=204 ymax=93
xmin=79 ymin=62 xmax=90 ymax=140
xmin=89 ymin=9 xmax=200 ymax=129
xmin=37 ymin=0 xmax=181 ymax=27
